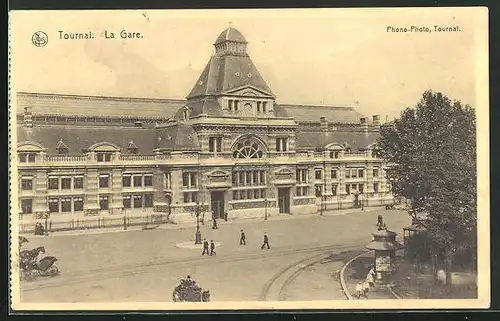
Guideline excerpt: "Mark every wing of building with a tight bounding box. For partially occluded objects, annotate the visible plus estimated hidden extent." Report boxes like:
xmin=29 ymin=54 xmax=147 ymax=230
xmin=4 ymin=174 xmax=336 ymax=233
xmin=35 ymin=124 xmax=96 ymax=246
xmin=15 ymin=27 xmax=393 ymax=224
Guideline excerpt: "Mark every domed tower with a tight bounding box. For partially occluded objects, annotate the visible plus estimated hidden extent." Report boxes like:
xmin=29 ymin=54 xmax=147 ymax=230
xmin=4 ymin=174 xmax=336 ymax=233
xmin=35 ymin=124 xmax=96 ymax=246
xmin=181 ymin=27 xmax=277 ymax=119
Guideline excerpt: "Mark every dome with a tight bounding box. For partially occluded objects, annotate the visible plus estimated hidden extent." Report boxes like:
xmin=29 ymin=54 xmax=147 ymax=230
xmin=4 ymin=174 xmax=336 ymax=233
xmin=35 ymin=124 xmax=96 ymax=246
xmin=215 ymin=27 xmax=247 ymax=44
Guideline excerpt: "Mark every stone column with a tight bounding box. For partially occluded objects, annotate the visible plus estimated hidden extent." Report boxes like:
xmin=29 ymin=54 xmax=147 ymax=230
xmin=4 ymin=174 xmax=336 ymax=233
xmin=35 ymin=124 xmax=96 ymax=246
xmin=170 ymin=169 xmax=184 ymax=214
xmin=84 ymin=169 xmax=100 ymax=216
xmin=33 ymin=170 xmax=49 ymax=218
xmin=153 ymin=167 xmax=168 ymax=213
xmin=110 ymin=168 xmax=123 ymax=215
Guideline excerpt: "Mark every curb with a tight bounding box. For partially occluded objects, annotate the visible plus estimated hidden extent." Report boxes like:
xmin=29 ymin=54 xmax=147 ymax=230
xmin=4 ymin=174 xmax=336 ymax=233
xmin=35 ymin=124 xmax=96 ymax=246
xmin=339 ymin=250 xmax=370 ymax=300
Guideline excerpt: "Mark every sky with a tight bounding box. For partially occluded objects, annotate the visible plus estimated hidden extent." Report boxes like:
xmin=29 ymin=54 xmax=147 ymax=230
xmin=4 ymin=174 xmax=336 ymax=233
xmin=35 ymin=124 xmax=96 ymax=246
xmin=10 ymin=8 xmax=486 ymax=119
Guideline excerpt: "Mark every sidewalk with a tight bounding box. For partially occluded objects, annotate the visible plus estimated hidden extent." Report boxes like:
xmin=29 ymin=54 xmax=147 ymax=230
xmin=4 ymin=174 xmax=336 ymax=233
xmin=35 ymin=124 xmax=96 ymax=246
xmin=341 ymin=251 xmax=398 ymax=300
xmin=19 ymin=206 xmax=387 ymax=238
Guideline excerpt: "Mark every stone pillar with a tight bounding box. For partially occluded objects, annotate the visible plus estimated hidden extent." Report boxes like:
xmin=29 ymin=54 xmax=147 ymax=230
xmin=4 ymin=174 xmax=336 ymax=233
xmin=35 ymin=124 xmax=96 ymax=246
xmin=84 ymin=169 xmax=100 ymax=216
xmin=153 ymin=168 xmax=169 ymax=213
xmin=170 ymin=169 xmax=184 ymax=213
xmin=33 ymin=170 xmax=49 ymax=218
xmin=110 ymin=168 xmax=123 ymax=215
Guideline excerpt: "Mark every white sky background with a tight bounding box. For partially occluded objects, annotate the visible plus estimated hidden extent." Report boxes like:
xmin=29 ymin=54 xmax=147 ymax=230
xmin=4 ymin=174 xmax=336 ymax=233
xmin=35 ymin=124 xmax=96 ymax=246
xmin=11 ymin=8 xmax=481 ymax=119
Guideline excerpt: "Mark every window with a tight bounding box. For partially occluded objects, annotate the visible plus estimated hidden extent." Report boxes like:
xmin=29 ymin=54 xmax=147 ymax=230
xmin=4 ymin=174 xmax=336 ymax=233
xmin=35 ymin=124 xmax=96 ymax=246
xmin=331 ymin=169 xmax=337 ymax=179
xmin=253 ymin=171 xmax=259 ymax=185
xmin=21 ymin=199 xmax=33 ymax=214
xmin=144 ymin=194 xmax=154 ymax=208
xmin=182 ymin=172 xmax=197 ymax=188
xmin=97 ymin=153 xmax=112 ymax=162
xmin=61 ymin=177 xmax=72 ymax=190
xmin=61 ymin=197 xmax=72 ymax=212
xmin=330 ymin=151 xmax=339 ymax=159
xmin=209 ymin=137 xmax=222 ymax=153
xmin=183 ymin=109 xmax=189 ymax=120
xmin=276 ymin=138 xmax=288 ymax=152
xmin=133 ymin=176 xmax=142 ymax=187
xmin=228 ymin=100 xmax=233 ymax=111
xmin=190 ymin=173 xmax=197 ymax=188
xmin=296 ymin=169 xmax=308 ymax=183
xmin=73 ymin=197 xmax=84 ymax=211
xmin=315 ymin=185 xmax=323 ymax=197
xmin=351 ymin=184 xmax=358 ymax=191
xmin=233 ymin=191 xmax=239 ymax=200
xmin=246 ymin=172 xmax=251 ymax=186
xmin=133 ymin=195 xmax=143 ymax=208
xmin=49 ymin=198 xmax=59 ymax=213
xmin=345 ymin=170 xmax=351 ymax=179
xmin=346 ymin=184 xmax=351 ymax=195
xmin=48 ymin=177 xmax=59 ymax=190
xmin=359 ymin=184 xmax=364 ymax=194
xmin=373 ymin=183 xmax=379 ymax=193
xmin=99 ymin=196 xmax=109 ymax=210
xmin=20 ymin=153 xmax=37 ymax=163
xmin=123 ymin=175 xmax=131 ymax=187
xmin=144 ymin=175 xmax=153 ymax=187
xmin=232 ymin=138 xmax=264 ymax=159
xmin=373 ymin=168 xmax=379 ymax=177
xmin=257 ymin=101 xmax=261 ymax=112
xmin=232 ymin=172 xmax=238 ymax=185
xmin=254 ymin=189 xmax=260 ymax=198
xmin=234 ymin=100 xmax=239 ymax=112
xmin=183 ymin=192 xmax=198 ymax=203
xmin=332 ymin=184 xmax=338 ymax=196
xmin=182 ymin=172 xmax=189 ymax=187
xmin=351 ymin=169 xmax=358 ymax=178
xmin=99 ymin=175 xmax=109 ymax=188
xmin=123 ymin=195 xmax=132 ymax=208
xmin=165 ymin=173 xmax=171 ymax=189
xmin=358 ymin=169 xmax=364 ymax=178
xmin=74 ymin=177 xmax=84 ymax=189
xmin=260 ymin=171 xmax=265 ymax=184
xmin=262 ymin=102 xmax=267 ymax=112
xmin=21 ymin=178 xmax=33 ymax=190
xmin=315 ymin=169 xmax=322 ymax=180
xmin=296 ymin=186 xmax=308 ymax=196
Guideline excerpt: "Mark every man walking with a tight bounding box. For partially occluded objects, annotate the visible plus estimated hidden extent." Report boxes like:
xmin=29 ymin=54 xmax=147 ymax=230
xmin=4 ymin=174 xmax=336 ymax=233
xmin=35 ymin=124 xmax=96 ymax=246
xmin=202 ymin=238 xmax=209 ymax=256
xmin=239 ymin=229 xmax=246 ymax=245
xmin=210 ymin=240 xmax=216 ymax=256
xmin=261 ymin=232 xmax=270 ymax=250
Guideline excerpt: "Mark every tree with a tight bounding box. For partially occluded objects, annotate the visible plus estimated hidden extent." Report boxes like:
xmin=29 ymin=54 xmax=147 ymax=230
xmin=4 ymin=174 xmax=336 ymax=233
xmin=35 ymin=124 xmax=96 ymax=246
xmin=374 ymin=90 xmax=477 ymax=272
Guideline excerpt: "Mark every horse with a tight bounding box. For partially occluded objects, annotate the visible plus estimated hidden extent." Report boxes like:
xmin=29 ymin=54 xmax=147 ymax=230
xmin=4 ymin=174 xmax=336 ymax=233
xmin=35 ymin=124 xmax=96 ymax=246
xmin=20 ymin=246 xmax=45 ymax=272
xmin=355 ymin=281 xmax=370 ymax=299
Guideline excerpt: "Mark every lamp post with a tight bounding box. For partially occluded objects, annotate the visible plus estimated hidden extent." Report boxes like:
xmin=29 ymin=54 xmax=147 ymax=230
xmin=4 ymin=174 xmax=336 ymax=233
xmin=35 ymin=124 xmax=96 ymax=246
xmin=194 ymin=202 xmax=202 ymax=244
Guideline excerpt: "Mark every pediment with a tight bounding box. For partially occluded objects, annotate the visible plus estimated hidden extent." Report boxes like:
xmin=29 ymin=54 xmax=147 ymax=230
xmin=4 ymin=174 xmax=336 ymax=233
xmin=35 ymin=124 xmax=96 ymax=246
xmin=274 ymin=167 xmax=294 ymax=176
xmin=207 ymin=170 xmax=230 ymax=178
xmin=88 ymin=142 xmax=121 ymax=152
xmin=17 ymin=141 xmax=46 ymax=152
xmin=223 ymin=85 xmax=274 ymax=98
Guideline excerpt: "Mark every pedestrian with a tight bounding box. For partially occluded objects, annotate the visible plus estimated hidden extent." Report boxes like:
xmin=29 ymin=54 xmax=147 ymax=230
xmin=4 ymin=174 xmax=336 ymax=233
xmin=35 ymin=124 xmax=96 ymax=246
xmin=239 ymin=229 xmax=246 ymax=245
xmin=202 ymin=238 xmax=209 ymax=256
xmin=211 ymin=210 xmax=216 ymax=221
xmin=261 ymin=232 xmax=270 ymax=249
xmin=366 ymin=267 xmax=376 ymax=287
xmin=212 ymin=218 xmax=218 ymax=230
xmin=224 ymin=212 xmax=228 ymax=221
xmin=210 ymin=240 xmax=216 ymax=256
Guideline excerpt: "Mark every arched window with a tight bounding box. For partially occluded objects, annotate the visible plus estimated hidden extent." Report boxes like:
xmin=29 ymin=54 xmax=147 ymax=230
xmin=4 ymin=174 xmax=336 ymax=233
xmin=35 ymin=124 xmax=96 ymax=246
xmin=232 ymin=137 xmax=265 ymax=159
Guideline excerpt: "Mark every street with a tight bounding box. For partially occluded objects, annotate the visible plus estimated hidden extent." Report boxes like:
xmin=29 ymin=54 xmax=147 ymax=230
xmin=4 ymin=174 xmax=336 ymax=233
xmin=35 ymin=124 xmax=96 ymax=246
xmin=19 ymin=210 xmax=410 ymax=302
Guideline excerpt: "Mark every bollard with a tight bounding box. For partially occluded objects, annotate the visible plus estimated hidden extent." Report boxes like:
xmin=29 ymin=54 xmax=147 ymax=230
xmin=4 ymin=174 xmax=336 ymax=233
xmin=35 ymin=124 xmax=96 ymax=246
xmin=124 ymin=215 xmax=127 ymax=230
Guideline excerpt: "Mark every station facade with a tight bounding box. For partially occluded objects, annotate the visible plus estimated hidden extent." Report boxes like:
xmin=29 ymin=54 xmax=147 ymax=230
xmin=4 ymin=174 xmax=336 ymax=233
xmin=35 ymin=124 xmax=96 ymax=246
xmin=15 ymin=28 xmax=393 ymax=223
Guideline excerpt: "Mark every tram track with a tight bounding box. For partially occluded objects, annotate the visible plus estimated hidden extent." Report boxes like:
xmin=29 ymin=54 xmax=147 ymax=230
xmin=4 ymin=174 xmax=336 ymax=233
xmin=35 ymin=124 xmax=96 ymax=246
xmin=260 ymin=247 xmax=364 ymax=301
xmin=21 ymin=242 xmax=366 ymax=293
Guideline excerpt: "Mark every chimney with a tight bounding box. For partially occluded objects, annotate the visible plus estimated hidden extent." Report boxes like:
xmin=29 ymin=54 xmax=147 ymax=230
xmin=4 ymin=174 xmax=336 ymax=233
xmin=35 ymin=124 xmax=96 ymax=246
xmin=320 ymin=117 xmax=328 ymax=131
xmin=372 ymin=114 xmax=380 ymax=129
xmin=360 ymin=117 xmax=368 ymax=133
xmin=24 ymin=106 xmax=33 ymax=128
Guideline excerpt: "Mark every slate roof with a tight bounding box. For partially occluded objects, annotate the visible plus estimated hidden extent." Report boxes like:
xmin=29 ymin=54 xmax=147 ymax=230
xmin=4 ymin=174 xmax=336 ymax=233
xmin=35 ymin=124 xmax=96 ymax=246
xmin=295 ymin=130 xmax=379 ymax=151
xmin=173 ymin=97 xmax=222 ymax=119
xmin=281 ymin=104 xmax=365 ymax=124
xmin=154 ymin=123 xmax=200 ymax=151
xmin=17 ymin=125 xmax=157 ymax=155
xmin=186 ymin=55 xmax=274 ymax=99
xmin=17 ymin=92 xmax=185 ymax=119
xmin=215 ymin=28 xmax=247 ymax=44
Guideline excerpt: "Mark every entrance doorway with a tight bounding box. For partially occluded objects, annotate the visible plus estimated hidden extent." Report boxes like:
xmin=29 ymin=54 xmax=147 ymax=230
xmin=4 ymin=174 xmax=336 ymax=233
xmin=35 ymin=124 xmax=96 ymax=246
xmin=278 ymin=187 xmax=291 ymax=214
xmin=210 ymin=191 xmax=225 ymax=219
xmin=353 ymin=194 xmax=359 ymax=208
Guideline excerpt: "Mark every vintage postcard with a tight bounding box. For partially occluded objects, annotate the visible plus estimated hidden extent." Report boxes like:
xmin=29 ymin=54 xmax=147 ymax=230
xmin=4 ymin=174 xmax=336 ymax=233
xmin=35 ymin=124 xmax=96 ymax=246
xmin=8 ymin=8 xmax=489 ymax=311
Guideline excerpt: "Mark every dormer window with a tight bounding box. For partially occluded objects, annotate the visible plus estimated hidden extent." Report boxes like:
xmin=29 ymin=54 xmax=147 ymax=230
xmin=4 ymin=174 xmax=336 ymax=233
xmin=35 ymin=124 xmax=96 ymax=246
xmin=183 ymin=108 xmax=190 ymax=120
xmin=19 ymin=153 xmax=36 ymax=163
xmin=97 ymin=153 xmax=113 ymax=162
xmin=127 ymin=141 xmax=138 ymax=154
xmin=56 ymin=139 xmax=69 ymax=154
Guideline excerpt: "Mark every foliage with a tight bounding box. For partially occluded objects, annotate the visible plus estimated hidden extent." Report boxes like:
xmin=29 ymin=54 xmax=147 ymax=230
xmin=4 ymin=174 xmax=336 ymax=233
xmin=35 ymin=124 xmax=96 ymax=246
xmin=374 ymin=90 xmax=477 ymax=268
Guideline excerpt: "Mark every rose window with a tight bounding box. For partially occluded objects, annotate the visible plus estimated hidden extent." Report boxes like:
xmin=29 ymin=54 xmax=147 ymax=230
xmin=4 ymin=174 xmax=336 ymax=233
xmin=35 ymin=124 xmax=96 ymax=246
xmin=232 ymin=138 xmax=264 ymax=159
